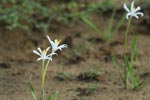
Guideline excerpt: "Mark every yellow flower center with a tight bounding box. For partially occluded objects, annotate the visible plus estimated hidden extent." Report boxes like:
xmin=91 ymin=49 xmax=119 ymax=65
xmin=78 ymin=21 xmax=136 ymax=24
xmin=42 ymin=49 xmax=47 ymax=54
xmin=55 ymin=39 xmax=61 ymax=45
xmin=133 ymin=6 xmax=136 ymax=10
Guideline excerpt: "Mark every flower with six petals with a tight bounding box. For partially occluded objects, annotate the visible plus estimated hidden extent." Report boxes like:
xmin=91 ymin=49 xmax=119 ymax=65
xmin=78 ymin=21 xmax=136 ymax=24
xmin=124 ymin=0 xmax=144 ymax=19
xmin=47 ymin=35 xmax=67 ymax=56
xmin=33 ymin=47 xmax=52 ymax=61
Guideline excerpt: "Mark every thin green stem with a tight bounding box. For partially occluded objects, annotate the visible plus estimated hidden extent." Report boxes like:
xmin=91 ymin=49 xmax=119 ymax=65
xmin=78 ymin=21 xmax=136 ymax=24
xmin=124 ymin=17 xmax=132 ymax=53
xmin=41 ymin=59 xmax=51 ymax=100
xmin=42 ymin=60 xmax=51 ymax=86
xmin=42 ymin=60 xmax=45 ymax=89
xmin=42 ymin=60 xmax=45 ymax=100
xmin=124 ymin=17 xmax=132 ymax=89
xmin=42 ymin=90 xmax=45 ymax=100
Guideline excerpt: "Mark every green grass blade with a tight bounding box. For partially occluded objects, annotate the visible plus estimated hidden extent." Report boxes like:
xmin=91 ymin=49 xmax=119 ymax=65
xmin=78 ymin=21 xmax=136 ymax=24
xmin=111 ymin=54 xmax=124 ymax=82
xmin=104 ymin=7 xmax=116 ymax=42
xmin=112 ymin=13 xmax=126 ymax=34
xmin=29 ymin=76 xmax=37 ymax=100
xmin=111 ymin=54 xmax=119 ymax=70
xmin=131 ymin=35 xmax=137 ymax=64
xmin=125 ymin=57 xmax=139 ymax=89
xmin=79 ymin=15 xmax=99 ymax=33
xmin=108 ymin=7 xmax=116 ymax=34
xmin=130 ymin=35 xmax=140 ymax=89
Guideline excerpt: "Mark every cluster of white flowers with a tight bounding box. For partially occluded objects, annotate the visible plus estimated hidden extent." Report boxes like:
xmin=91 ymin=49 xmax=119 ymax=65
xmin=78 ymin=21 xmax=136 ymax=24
xmin=33 ymin=35 xmax=67 ymax=61
xmin=124 ymin=0 xmax=144 ymax=20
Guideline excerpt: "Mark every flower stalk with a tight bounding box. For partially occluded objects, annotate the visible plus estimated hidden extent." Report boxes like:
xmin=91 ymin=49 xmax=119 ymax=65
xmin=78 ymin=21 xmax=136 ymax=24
xmin=31 ymin=35 xmax=67 ymax=100
xmin=124 ymin=16 xmax=132 ymax=89
xmin=112 ymin=0 xmax=144 ymax=89
xmin=42 ymin=60 xmax=45 ymax=100
xmin=124 ymin=17 xmax=132 ymax=54
xmin=123 ymin=0 xmax=144 ymax=89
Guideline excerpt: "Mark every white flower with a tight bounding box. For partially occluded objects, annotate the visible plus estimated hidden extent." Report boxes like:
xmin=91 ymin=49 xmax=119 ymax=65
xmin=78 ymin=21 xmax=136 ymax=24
xmin=33 ymin=47 xmax=52 ymax=61
xmin=47 ymin=35 xmax=67 ymax=55
xmin=124 ymin=0 xmax=144 ymax=19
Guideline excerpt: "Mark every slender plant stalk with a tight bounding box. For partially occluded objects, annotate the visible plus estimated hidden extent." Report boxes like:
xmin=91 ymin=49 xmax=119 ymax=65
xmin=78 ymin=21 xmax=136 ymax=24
xmin=42 ymin=60 xmax=45 ymax=89
xmin=42 ymin=60 xmax=45 ymax=100
xmin=124 ymin=17 xmax=132 ymax=89
xmin=124 ymin=17 xmax=132 ymax=53
xmin=41 ymin=59 xmax=51 ymax=100
xmin=42 ymin=60 xmax=51 ymax=87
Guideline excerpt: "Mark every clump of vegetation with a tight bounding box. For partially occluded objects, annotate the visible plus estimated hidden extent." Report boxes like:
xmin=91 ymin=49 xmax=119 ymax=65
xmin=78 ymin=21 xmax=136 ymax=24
xmin=77 ymin=66 xmax=101 ymax=82
xmin=56 ymin=71 xmax=71 ymax=81
xmin=76 ymin=84 xmax=98 ymax=96
xmin=0 ymin=0 xmax=53 ymax=34
xmin=55 ymin=62 xmax=72 ymax=81
xmin=0 ymin=0 xmax=122 ymax=36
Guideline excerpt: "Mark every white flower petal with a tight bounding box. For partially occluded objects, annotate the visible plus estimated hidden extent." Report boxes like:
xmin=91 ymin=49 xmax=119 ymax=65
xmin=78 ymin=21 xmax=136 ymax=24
xmin=133 ymin=14 xmax=139 ymax=19
xmin=37 ymin=58 xmax=42 ymax=61
xmin=47 ymin=35 xmax=56 ymax=46
xmin=131 ymin=0 xmax=135 ymax=10
xmin=47 ymin=35 xmax=51 ymax=43
xmin=46 ymin=47 xmax=50 ymax=52
xmin=51 ymin=42 xmax=57 ymax=49
xmin=58 ymin=44 xmax=67 ymax=51
xmin=135 ymin=12 xmax=144 ymax=16
xmin=135 ymin=6 xmax=141 ymax=12
xmin=48 ymin=52 xmax=57 ymax=56
xmin=37 ymin=47 xmax=42 ymax=54
xmin=124 ymin=3 xmax=130 ymax=12
xmin=47 ymin=35 xmax=58 ymax=52
xmin=33 ymin=50 xmax=41 ymax=56
xmin=126 ymin=13 xmax=131 ymax=20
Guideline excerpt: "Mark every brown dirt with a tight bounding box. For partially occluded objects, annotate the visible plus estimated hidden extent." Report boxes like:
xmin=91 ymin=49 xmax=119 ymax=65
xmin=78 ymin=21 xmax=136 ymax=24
xmin=0 ymin=1 xmax=150 ymax=100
